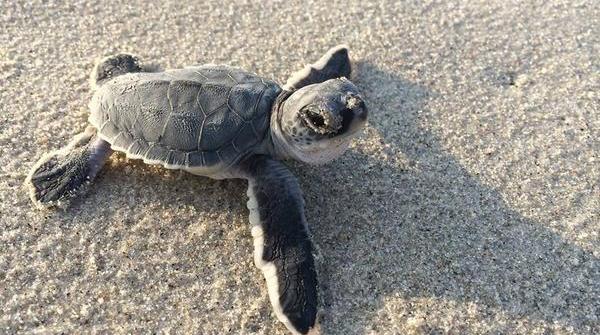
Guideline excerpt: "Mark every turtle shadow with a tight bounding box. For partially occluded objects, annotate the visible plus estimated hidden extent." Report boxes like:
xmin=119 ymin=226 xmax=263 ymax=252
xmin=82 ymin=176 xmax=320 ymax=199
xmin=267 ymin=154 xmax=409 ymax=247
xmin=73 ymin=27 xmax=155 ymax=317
xmin=44 ymin=153 xmax=247 ymax=241
xmin=294 ymin=62 xmax=598 ymax=334
xmin=81 ymin=155 xmax=246 ymax=215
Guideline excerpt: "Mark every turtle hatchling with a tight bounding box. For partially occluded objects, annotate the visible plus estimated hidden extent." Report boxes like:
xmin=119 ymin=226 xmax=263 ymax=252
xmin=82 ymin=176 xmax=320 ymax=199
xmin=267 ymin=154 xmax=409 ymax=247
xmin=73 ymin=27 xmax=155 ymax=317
xmin=26 ymin=45 xmax=368 ymax=334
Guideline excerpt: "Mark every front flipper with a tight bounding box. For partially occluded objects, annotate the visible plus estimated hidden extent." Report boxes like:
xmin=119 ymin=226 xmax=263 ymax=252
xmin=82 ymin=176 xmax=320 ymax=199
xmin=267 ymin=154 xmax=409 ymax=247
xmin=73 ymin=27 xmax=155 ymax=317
xmin=284 ymin=45 xmax=352 ymax=90
xmin=25 ymin=126 xmax=113 ymax=208
xmin=240 ymin=156 xmax=319 ymax=335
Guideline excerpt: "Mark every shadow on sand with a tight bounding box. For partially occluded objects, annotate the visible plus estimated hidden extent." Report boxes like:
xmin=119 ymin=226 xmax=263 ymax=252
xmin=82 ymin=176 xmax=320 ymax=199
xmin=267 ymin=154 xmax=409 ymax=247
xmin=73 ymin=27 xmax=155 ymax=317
xmin=292 ymin=62 xmax=598 ymax=334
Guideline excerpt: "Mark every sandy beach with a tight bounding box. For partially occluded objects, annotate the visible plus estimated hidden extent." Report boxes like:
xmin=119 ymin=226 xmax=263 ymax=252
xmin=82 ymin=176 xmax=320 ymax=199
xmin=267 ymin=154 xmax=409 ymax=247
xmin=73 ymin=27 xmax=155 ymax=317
xmin=1 ymin=1 xmax=598 ymax=334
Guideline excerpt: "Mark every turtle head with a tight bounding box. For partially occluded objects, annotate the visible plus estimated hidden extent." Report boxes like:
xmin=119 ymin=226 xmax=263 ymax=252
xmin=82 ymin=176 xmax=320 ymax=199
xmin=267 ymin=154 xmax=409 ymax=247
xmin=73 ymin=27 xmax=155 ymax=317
xmin=272 ymin=78 xmax=368 ymax=164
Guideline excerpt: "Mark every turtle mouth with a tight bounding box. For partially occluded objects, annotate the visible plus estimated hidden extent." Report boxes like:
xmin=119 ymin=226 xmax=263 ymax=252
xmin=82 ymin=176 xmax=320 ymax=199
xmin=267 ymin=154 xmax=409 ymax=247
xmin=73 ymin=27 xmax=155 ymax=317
xmin=299 ymin=105 xmax=341 ymax=135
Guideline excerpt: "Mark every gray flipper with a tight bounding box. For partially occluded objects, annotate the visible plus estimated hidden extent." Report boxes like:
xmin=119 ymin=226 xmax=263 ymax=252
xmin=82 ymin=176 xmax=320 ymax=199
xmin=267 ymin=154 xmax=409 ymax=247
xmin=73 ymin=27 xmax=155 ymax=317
xmin=90 ymin=53 xmax=143 ymax=87
xmin=25 ymin=126 xmax=113 ymax=207
xmin=239 ymin=156 xmax=319 ymax=335
xmin=284 ymin=45 xmax=352 ymax=90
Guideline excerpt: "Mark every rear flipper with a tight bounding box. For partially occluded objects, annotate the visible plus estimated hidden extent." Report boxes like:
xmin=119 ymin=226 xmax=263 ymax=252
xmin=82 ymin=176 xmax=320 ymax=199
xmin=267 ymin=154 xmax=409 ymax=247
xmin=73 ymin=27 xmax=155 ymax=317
xmin=284 ymin=45 xmax=352 ymax=90
xmin=25 ymin=126 xmax=113 ymax=208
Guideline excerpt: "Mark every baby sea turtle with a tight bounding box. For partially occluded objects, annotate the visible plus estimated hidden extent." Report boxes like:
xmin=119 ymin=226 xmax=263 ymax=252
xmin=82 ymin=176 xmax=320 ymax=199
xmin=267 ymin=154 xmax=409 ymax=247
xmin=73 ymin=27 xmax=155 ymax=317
xmin=25 ymin=45 xmax=367 ymax=335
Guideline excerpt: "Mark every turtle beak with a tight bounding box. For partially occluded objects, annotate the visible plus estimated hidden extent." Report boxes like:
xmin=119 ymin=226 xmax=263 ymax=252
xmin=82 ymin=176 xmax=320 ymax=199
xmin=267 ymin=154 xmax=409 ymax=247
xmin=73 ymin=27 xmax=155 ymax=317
xmin=300 ymin=105 xmax=342 ymax=135
xmin=290 ymin=78 xmax=367 ymax=138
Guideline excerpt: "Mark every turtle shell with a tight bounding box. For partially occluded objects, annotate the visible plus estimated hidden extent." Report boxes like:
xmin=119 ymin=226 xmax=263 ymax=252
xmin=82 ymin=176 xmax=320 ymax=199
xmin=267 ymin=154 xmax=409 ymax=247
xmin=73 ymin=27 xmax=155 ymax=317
xmin=89 ymin=65 xmax=281 ymax=175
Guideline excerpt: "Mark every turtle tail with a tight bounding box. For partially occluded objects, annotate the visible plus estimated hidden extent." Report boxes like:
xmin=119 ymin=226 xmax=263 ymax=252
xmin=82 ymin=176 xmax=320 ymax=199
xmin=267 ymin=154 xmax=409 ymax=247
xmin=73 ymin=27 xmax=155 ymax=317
xmin=89 ymin=53 xmax=143 ymax=88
